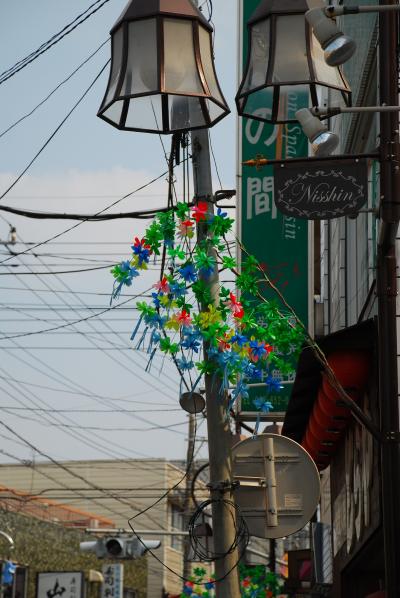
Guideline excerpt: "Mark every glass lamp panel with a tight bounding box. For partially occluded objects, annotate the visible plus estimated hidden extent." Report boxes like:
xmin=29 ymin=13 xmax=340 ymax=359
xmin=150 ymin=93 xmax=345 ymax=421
xmin=104 ymin=27 xmax=124 ymax=106
xmin=163 ymin=19 xmax=204 ymax=94
xmin=276 ymin=84 xmax=310 ymax=122
xmin=122 ymin=19 xmax=158 ymax=96
xmin=169 ymin=95 xmax=206 ymax=131
xmin=242 ymin=87 xmax=274 ymax=120
xmin=198 ymin=25 xmax=224 ymax=103
xmin=125 ymin=95 xmax=163 ymax=131
xmin=272 ymin=15 xmax=309 ymax=83
xmin=310 ymin=34 xmax=349 ymax=92
xmin=242 ymin=19 xmax=270 ymax=92
xmin=102 ymin=101 xmax=124 ymax=126
xmin=206 ymin=99 xmax=225 ymax=124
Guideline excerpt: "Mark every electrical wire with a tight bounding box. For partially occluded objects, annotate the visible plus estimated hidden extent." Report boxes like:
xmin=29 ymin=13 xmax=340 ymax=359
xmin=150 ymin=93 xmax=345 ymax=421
xmin=0 ymin=217 xmax=186 ymax=461
xmin=0 ymin=374 xmax=171 ymax=406
xmin=0 ymin=406 xmax=181 ymax=414
xmin=0 ymin=203 xmax=196 ymax=221
xmin=0 ymin=62 xmax=109 ymax=202
xmin=0 ymin=170 xmax=169 ymax=265
xmin=0 ymin=41 xmax=108 ymax=139
xmin=0 ymin=264 xmax=114 ymax=276
xmin=1 ymin=409 xmax=190 ymax=434
xmin=0 ymin=0 xmax=111 ymax=85
xmin=0 ymin=293 xmax=143 ymax=340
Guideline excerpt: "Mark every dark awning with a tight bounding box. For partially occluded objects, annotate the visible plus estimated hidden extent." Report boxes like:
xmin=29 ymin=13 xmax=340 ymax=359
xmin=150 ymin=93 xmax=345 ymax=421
xmin=282 ymin=318 xmax=377 ymax=443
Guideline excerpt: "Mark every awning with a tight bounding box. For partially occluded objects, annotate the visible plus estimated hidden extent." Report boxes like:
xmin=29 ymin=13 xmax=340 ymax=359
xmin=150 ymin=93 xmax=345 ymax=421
xmin=282 ymin=318 xmax=377 ymax=444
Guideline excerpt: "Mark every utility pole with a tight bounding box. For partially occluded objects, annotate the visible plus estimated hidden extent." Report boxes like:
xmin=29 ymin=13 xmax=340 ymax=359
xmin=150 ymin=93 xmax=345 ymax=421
xmin=377 ymin=1 xmax=400 ymax=596
xmin=183 ymin=413 xmax=196 ymax=580
xmin=191 ymin=127 xmax=241 ymax=598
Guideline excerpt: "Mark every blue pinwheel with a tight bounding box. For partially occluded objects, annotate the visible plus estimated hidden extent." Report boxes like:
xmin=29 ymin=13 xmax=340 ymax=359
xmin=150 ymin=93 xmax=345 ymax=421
xmin=179 ymin=263 xmax=197 ymax=283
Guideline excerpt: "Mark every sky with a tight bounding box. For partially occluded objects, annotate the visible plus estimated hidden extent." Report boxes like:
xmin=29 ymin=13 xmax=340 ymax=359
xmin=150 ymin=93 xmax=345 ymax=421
xmin=0 ymin=0 xmax=240 ymax=464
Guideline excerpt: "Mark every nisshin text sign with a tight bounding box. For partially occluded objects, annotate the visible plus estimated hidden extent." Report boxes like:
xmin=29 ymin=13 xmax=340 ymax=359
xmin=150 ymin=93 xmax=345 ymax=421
xmin=274 ymin=159 xmax=368 ymax=219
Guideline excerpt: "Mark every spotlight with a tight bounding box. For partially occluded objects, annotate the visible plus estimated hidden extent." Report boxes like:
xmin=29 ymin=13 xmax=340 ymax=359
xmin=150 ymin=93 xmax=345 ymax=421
xmin=305 ymin=7 xmax=356 ymax=66
xmin=295 ymin=108 xmax=339 ymax=157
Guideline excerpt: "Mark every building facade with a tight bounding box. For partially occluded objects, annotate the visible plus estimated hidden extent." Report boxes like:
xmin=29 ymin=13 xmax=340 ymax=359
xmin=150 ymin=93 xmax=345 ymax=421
xmin=283 ymin=1 xmax=396 ymax=596
xmin=0 ymin=459 xmax=209 ymax=598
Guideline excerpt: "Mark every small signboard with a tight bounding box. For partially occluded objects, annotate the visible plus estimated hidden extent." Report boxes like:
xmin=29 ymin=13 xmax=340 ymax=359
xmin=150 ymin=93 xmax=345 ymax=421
xmin=36 ymin=572 xmax=84 ymax=598
xmin=101 ymin=564 xmax=124 ymax=598
xmin=274 ymin=159 xmax=368 ymax=220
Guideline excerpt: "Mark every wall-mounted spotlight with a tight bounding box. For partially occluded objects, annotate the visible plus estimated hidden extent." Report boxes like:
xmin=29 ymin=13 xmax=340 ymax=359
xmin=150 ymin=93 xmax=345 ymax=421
xmin=296 ymin=105 xmax=400 ymax=156
xmin=295 ymin=108 xmax=339 ymax=157
xmin=306 ymin=1 xmax=400 ymax=67
xmin=305 ymin=6 xmax=355 ymax=67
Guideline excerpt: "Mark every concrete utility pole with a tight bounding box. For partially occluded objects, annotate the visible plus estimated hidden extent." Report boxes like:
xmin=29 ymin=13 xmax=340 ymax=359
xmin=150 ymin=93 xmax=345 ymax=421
xmin=191 ymin=127 xmax=241 ymax=598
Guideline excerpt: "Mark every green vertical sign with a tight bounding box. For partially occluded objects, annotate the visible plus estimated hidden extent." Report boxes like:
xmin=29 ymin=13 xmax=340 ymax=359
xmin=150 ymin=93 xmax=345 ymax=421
xmin=239 ymin=0 xmax=310 ymax=415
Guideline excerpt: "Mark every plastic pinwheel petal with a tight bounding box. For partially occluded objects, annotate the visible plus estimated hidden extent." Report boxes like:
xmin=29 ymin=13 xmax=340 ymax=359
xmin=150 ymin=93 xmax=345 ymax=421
xmin=194 ymin=250 xmax=216 ymax=277
xmin=178 ymin=219 xmax=195 ymax=239
xmin=181 ymin=329 xmax=202 ymax=353
xmin=222 ymin=255 xmax=237 ymax=270
xmin=192 ymin=201 xmax=209 ymax=222
xmin=154 ymin=276 xmax=170 ymax=294
xmin=230 ymin=333 xmax=248 ymax=347
xmin=168 ymin=244 xmax=186 ymax=260
xmin=176 ymin=357 xmax=194 ymax=371
xmin=179 ymin=263 xmax=197 ymax=283
xmin=178 ymin=309 xmax=192 ymax=327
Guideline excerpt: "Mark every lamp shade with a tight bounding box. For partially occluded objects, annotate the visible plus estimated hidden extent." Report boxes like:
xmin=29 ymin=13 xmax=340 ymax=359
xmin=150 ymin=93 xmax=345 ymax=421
xmin=236 ymin=0 xmax=351 ymax=124
xmin=98 ymin=0 xmax=230 ymax=134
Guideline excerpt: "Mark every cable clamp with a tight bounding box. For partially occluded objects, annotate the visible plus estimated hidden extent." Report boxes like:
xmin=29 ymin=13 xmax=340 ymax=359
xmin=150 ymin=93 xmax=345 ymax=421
xmin=207 ymin=480 xmax=240 ymax=494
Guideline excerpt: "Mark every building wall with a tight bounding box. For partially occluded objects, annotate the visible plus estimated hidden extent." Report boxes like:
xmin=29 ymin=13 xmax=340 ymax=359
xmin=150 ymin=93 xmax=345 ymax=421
xmin=0 ymin=508 xmax=147 ymax=598
xmin=0 ymin=460 xmax=202 ymax=598
xmin=321 ymin=2 xmax=385 ymax=596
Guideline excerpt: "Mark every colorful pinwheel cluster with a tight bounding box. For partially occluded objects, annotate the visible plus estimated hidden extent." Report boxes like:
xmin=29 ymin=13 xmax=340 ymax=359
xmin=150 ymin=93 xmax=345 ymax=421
xmin=111 ymin=202 xmax=304 ymax=408
xmin=239 ymin=564 xmax=284 ymax=597
xmin=179 ymin=565 xmax=283 ymax=597
xmin=181 ymin=568 xmax=215 ymax=597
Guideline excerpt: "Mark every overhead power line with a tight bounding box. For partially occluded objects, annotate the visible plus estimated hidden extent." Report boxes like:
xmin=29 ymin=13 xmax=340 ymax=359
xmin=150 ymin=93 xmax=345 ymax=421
xmin=0 ymin=0 xmax=111 ymax=85
xmin=0 ymin=264 xmax=114 ymax=275
xmin=0 ymin=200 xmax=233 ymax=221
xmin=0 ymin=170 xmax=169 ymax=265
xmin=0 ymin=62 xmax=109 ymax=202
xmin=0 ymin=290 xmax=149 ymax=340
xmin=0 ymin=41 xmax=108 ymax=140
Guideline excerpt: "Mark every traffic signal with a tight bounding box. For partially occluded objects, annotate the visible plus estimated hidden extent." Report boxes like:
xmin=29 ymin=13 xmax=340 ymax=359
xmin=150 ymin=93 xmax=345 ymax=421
xmin=80 ymin=536 xmax=161 ymax=560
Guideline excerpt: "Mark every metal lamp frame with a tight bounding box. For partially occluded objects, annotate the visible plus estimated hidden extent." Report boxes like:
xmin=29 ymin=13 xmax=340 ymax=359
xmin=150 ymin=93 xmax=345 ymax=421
xmin=98 ymin=0 xmax=230 ymax=134
xmin=236 ymin=0 xmax=352 ymax=124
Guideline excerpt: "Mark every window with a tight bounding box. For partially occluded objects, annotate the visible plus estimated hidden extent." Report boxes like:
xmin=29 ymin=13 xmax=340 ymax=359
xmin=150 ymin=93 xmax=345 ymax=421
xmin=169 ymin=504 xmax=185 ymax=552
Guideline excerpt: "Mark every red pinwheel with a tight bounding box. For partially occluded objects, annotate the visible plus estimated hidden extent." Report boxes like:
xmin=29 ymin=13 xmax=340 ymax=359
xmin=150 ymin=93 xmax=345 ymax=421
xmin=133 ymin=237 xmax=150 ymax=250
xmin=192 ymin=202 xmax=208 ymax=222
xmin=228 ymin=292 xmax=244 ymax=319
xmin=177 ymin=309 xmax=192 ymax=327
xmin=154 ymin=276 xmax=170 ymax=294
xmin=218 ymin=335 xmax=231 ymax=351
xmin=179 ymin=219 xmax=194 ymax=237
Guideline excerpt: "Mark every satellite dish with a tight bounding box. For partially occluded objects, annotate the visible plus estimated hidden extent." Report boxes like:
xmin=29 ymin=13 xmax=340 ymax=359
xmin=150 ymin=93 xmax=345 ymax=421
xmin=232 ymin=433 xmax=321 ymax=539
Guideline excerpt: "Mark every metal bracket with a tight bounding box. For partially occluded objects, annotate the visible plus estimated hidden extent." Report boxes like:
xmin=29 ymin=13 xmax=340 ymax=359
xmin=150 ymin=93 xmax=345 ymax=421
xmin=384 ymin=431 xmax=400 ymax=443
xmin=207 ymin=480 xmax=240 ymax=494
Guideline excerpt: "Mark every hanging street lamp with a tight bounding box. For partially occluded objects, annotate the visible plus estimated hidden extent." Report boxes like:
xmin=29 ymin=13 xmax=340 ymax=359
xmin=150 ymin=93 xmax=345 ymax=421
xmin=97 ymin=0 xmax=230 ymax=134
xmin=236 ymin=0 xmax=351 ymax=125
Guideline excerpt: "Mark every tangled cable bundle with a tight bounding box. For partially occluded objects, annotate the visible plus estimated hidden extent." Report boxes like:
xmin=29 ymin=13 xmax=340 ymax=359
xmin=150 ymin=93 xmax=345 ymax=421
xmin=188 ymin=498 xmax=249 ymax=563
